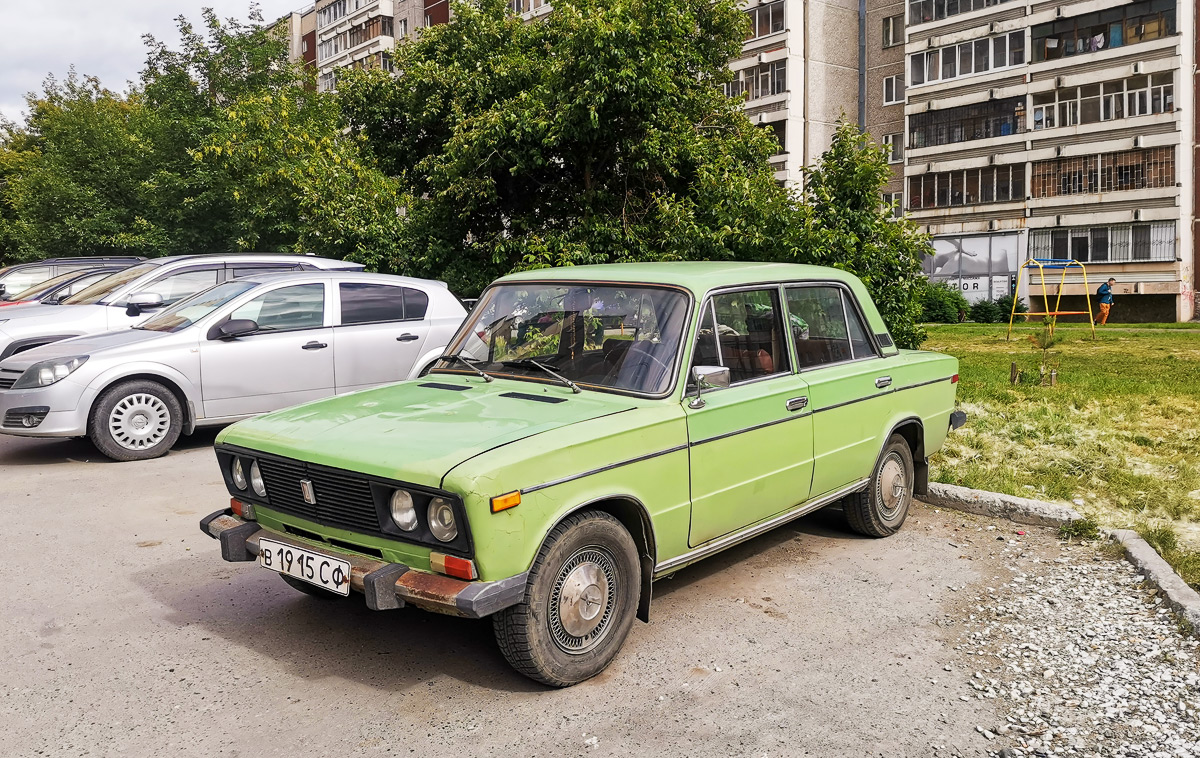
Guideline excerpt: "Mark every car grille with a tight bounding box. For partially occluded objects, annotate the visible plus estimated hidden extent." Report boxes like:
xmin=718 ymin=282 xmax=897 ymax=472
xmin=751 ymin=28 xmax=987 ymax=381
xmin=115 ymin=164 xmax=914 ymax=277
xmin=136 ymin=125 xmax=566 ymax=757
xmin=0 ymin=370 xmax=20 ymax=390
xmin=256 ymin=457 xmax=384 ymax=537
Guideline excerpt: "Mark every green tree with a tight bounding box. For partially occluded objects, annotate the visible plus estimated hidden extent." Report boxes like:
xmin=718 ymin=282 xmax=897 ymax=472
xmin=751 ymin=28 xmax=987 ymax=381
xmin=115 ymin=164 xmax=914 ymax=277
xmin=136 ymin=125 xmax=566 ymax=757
xmin=338 ymin=0 xmax=798 ymax=295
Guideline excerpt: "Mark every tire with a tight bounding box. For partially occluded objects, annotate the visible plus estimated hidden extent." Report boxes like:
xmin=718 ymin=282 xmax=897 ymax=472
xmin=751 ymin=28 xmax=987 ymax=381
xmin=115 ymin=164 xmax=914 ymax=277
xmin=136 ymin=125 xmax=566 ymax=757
xmin=493 ymin=510 xmax=641 ymax=687
xmin=87 ymin=380 xmax=183 ymax=461
xmin=843 ymin=434 xmax=915 ymax=538
xmin=280 ymin=574 xmax=344 ymax=600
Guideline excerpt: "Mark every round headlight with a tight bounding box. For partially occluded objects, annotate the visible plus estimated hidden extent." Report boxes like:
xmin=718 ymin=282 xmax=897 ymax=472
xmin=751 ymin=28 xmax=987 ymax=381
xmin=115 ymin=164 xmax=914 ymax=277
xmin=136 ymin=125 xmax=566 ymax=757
xmin=231 ymin=458 xmax=247 ymax=490
xmin=390 ymin=490 xmax=418 ymax=532
xmin=250 ymin=461 xmax=266 ymax=497
xmin=428 ymin=497 xmax=457 ymax=542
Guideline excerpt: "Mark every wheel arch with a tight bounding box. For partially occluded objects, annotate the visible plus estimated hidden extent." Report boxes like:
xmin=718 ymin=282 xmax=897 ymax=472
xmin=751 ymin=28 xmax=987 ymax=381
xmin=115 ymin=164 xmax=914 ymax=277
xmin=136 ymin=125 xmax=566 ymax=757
xmin=90 ymin=371 xmax=197 ymax=435
xmin=884 ymin=416 xmax=927 ymax=496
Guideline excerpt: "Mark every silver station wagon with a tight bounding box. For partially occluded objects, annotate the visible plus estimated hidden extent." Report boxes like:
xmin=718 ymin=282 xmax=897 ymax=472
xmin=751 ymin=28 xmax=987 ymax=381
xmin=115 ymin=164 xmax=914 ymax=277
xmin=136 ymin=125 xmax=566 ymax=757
xmin=0 ymin=271 xmax=466 ymax=460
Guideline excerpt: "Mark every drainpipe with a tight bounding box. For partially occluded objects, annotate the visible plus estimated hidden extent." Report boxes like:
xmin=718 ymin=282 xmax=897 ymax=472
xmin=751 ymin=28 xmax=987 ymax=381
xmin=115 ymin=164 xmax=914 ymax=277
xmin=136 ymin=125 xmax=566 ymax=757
xmin=858 ymin=0 xmax=866 ymax=127
xmin=802 ymin=0 xmax=811 ymax=176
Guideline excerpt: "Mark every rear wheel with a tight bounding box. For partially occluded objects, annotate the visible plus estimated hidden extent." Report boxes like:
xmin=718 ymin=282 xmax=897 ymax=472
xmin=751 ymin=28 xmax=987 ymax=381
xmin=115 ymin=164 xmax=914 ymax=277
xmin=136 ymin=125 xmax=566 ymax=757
xmin=493 ymin=510 xmax=640 ymax=687
xmin=843 ymin=434 xmax=915 ymax=537
xmin=87 ymin=380 xmax=182 ymax=461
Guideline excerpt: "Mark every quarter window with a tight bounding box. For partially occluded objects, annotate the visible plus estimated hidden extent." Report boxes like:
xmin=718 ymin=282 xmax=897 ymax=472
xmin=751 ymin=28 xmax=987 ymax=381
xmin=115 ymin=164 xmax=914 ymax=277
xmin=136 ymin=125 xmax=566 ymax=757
xmin=785 ymin=287 xmax=876 ymax=368
xmin=692 ymin=289 xmax=790 ymax=384
xmin=229 ymin=284 xmax=326 ymax=331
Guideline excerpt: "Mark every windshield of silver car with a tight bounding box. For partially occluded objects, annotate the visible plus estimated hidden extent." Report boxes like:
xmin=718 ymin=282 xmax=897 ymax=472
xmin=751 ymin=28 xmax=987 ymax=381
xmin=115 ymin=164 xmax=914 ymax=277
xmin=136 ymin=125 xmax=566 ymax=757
xmin=62 ymin=263 xmax=160 ymax=305
xmin=436 ymin=283 xmax=690 ymax=395
xmin=137 ymin=281 xmax=258 ymax=332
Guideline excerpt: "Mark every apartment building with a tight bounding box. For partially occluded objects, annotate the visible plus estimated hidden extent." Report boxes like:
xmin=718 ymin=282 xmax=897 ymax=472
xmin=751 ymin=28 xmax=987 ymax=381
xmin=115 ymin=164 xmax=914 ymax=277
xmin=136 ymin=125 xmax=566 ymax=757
xmin=901 ymin=0 xmax=1195 ymax=321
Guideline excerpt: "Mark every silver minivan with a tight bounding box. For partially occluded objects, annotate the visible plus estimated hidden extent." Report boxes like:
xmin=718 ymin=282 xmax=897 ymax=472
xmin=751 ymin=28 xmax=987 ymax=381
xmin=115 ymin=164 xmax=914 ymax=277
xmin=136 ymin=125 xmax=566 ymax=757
xmin=0 ymin=271 xmax=466 ymax=460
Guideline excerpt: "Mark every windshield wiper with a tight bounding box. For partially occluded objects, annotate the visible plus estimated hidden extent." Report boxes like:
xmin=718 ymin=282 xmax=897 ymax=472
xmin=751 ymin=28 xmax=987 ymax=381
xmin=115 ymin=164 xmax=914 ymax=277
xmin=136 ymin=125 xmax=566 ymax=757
xmin=438 ymin=354 xmax=494 ymax=382
xmin=501 ymin=358 xmax=582 ymax=394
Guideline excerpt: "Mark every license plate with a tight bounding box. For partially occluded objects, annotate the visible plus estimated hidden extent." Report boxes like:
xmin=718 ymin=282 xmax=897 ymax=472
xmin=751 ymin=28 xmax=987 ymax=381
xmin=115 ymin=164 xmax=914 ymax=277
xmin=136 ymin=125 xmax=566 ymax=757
xmin=258 ymin=538 xmax=351 ymax=596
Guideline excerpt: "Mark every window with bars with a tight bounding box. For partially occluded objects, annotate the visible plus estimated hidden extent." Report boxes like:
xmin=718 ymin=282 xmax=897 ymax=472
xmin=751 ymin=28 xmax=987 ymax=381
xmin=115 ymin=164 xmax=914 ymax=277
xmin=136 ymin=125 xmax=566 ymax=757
xmin=1029 ymin=222 xmax=1175 ymax=263
xmin=908 ymin=0 xmax=1016 ymax=26
xmin=725 ymin=61 xmax=787 ymax=101
xmin=909 ymin=31 xmax=1024 ymax=87
xmin=746 ymin=1 xmax=785 ymax=41
xmin=909 ymin=97 xmax=1025 ymax=149
xmin=907 ymin=165 xmax=1025 ymax=210
xmin=883 ymin=74 xmax=904 ymax=105
xmin=1032 ymin=0 xmax=1176 ymax=62
xmin=1032 ymin=73 xmax=1174 ymax=129
xmin=1030 ymin=147 xmax=1175 ymax=198
xmin=883 ymin=15 xmax=904 ymax=48
xmin=882 ymin=133 xmax=904 ymax=163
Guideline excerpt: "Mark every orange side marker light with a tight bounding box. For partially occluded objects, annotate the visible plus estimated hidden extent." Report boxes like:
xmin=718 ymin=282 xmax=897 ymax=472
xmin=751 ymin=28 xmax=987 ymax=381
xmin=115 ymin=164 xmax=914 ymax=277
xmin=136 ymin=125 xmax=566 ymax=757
xmin=491 ymin=491 xmax=521 ymax=513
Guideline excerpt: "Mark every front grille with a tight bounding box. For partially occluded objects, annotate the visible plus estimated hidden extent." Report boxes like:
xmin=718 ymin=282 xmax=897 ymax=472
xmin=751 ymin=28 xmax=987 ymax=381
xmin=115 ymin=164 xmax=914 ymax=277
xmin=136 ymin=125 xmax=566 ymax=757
xmin=0 ymin=370 xmax=20 ymax=390
xmin=257 ymin=458 xmax=384 ymax=537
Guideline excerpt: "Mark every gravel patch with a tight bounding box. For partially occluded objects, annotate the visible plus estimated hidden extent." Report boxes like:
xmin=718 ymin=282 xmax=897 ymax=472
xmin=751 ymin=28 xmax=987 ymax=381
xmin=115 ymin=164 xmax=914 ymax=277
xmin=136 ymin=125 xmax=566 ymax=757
xmin=955 ymin=539 xmax=1200 ymax=757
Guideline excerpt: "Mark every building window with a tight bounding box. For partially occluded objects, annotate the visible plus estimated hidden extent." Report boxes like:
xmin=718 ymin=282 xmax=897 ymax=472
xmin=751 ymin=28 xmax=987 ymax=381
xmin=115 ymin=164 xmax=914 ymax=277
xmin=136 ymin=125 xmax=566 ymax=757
xmin=317 ymin=0 xmax=348 ymax=28
xmin=883 ymin=74 xmax=904 ymax=105
xmin=909 ymin=0 xmax=1016 ymax=26
xmin=909 ymin=31 xmax=1024 ymax=87
xmin=511 ymin=0 xmax=550 ymax=12
xmin=396 ymin=18 xmax=409 ymax=38
xmin=724 ymin=61 xmax=787 ymax=101
xmin=1029 ymin=222 xmax=1175 ymax=263
xmin=1032 ymin=1 xmax=1176 ymax=63
xmin=882 ymin=15 xmax=904 ymax=48
xmin=883 ymin=192 xmax=905 ymax=218
xmin=1032 ymin=73 xmax=1174 ymax=130
xmin=302 ymin=39 xmax=309 ymax=53
xmin=882 ymin=133 xmax=903 ymax=163
xmin=746 ymin=1 xmax=785 ymax=41
xmin=761 ymin=121 xmax=786 ymax=154
xmin=907 ymin=165 xmax=1025 ymax=210
xmin=318 ymin=70 xmax=338 ymax=92
xmin=909 ymin=97 xmax=1025 ymax=149
xmin=1030 ymin=147 xmax=1175 ymax=198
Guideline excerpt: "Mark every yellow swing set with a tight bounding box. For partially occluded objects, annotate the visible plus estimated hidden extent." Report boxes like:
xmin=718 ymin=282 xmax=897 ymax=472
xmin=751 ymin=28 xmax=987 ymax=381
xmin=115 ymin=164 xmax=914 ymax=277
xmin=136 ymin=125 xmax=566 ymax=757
xmin=1006 ymin=258 xmax=1096 ymax=341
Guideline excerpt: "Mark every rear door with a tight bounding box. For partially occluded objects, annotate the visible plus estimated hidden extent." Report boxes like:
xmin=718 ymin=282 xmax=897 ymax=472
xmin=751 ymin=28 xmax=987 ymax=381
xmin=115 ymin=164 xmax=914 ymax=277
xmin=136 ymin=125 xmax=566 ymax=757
xmin=332 ymin=282 xmax=432 ymax=393
xmin=199 ymin=281 xmax=335 ymax=418
xmin=785 ymin=284 xmax=893 ymax=497
xmin=685 ymin=286 xmax=814 ymax=547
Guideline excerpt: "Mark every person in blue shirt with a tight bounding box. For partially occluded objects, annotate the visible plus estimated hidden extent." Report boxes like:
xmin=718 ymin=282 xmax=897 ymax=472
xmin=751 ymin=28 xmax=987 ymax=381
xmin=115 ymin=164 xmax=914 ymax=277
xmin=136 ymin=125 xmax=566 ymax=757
xmin=1096 ymin=278 xmax=1115 ymax=324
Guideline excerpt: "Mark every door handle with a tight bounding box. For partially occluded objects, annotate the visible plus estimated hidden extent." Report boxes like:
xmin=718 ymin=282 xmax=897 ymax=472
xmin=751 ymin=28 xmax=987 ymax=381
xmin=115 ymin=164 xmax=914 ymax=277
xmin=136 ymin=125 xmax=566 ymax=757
xmin=875 ymin=376 xmax=892 ymax=389
xmin=301 ymin=341 xmax=328 ymax=350
xmin=396 ymin=333 xmax=420 ymax=342
xmin=785 ymin=396 xmax=808 ymax=412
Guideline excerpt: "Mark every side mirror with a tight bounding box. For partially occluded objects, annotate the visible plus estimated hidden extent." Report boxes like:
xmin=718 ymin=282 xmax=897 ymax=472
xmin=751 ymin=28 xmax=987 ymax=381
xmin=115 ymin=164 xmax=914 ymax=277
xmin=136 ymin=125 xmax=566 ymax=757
xmin=688 ymin=365 xmax=730 ymax=409
xmin=0 ymin=284 xmax=6 ymax=296
xmin=126 ymin=291 xmax=164 ymax=317
xmin=213 ymin=319 xmax=259 ymax=341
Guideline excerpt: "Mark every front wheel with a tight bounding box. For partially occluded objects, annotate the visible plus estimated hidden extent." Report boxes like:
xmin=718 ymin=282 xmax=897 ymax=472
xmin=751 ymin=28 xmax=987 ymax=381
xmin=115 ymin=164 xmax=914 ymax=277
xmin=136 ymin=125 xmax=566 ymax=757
xmin=493 ymin=510 xmax=640 ymax=687
xmin=843 ymin=434 xmax=915 ymax=537
xmin=87 ymin=380 xmax=183 ymax=461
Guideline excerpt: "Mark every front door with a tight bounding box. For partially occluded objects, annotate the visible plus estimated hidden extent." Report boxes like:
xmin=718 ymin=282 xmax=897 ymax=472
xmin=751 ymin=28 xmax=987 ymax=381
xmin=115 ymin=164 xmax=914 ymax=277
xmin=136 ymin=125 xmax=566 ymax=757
xmin=199 ymin=282 xmax=335 ymax=418
xmin=685 ymin=287 xmax=814 ymax=547
xmin=332 ymin=281 xmax=432 ymax=393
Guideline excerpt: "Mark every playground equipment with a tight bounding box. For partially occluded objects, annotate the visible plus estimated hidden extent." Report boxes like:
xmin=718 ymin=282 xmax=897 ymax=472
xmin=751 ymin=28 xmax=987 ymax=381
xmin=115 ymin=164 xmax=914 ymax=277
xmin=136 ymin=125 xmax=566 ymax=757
xmin=1006 ymin=258 xmax=1096 ymax=341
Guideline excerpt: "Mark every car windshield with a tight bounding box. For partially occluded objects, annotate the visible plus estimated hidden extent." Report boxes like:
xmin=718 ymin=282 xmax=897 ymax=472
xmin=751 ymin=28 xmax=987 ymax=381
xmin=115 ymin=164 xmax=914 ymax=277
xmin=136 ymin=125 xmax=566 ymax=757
xmin=437 ymin=282 xmax=690 ymax=395
xmin=138 ymin=280 xmax=258 ymax=333
xmin=62 ymin=262 xmax=160 ymax=305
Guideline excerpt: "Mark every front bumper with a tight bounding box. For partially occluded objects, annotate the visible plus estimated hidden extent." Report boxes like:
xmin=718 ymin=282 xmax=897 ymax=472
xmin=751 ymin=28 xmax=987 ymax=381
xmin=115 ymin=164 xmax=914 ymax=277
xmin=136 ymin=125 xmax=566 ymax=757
xmin=199 ymin=509 xmax=527 ymax=618
xmin=0 ymin=380 xmax=92 ymax=437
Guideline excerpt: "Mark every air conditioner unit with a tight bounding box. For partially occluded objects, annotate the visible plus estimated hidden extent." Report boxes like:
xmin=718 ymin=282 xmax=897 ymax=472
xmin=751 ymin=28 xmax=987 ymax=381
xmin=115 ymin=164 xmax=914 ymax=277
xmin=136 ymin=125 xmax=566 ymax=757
xmin=990 ymin=21 xmax=1000 ymax=34
xmin=1133 ymin=62 xmax=1142 ymax=74
xmin=988 ymin=220 xmax=999 ymax=231
xmin=1133 ymin=209 xmax=1141 ymax=220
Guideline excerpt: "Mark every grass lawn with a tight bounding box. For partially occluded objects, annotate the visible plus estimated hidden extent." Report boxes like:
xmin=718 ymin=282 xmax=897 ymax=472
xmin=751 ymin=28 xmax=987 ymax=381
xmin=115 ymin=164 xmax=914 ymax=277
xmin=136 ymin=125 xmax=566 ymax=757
xmin=924 ymin=323 xmax=1200 ymax=583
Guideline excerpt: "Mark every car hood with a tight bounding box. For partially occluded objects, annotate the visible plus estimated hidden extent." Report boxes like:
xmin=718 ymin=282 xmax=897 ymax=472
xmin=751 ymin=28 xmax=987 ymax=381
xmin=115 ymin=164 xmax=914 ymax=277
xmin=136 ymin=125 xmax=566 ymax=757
xmin=0 ymin=328 xmax=176 ymax=370
xmin=217 ymin=376 xmax=641 ymax=488
xmin=0 ymin=302 xmax=109 ymax=337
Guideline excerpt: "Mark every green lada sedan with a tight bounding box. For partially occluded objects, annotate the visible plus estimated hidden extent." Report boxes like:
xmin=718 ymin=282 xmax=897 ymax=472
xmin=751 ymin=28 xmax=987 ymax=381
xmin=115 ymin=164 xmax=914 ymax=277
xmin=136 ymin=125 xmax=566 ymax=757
xmin=201 ymin=262 xmax=965 ymax=686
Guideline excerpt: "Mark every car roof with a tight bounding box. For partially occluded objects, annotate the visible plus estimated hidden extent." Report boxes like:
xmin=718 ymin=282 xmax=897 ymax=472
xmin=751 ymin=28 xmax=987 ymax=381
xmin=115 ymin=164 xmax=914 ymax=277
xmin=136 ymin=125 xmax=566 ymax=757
xmin=136 ymin=253 xmax=363 ymax=270
xmin=494 ymin=262 xmax=860 ymax=293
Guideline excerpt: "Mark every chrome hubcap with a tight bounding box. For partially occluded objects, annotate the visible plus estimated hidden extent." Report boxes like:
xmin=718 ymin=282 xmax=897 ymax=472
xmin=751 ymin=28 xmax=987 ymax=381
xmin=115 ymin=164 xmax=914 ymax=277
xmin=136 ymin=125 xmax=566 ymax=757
xmin=878 ymin=453 xmax=908 ymax=520
xmin=550 ymin=547 xmax=617 ymax=654
xmin=108 ymin=393 xmax=171 ymax=451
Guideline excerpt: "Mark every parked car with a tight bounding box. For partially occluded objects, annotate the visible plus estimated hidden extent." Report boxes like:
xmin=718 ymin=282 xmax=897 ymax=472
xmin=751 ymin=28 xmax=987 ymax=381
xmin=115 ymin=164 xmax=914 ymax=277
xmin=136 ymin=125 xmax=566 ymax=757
xmin=0 ymin=271 xmax=464 ymax=460
xmin=199 ymin=262 xmax=966 ymax=686
xmin=0 ymin=256 xmax=146 ymax=299
xmin=0 ymin=254 xmax=362 ymax=361
xmin=0 ymin=266 xmax=133 ymax=306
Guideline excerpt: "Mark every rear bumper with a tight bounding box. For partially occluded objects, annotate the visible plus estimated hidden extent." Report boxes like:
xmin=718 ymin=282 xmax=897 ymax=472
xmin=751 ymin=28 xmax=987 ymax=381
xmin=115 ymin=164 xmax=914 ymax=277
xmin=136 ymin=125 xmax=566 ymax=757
xmin=199 ymin=509 xmax=527 ymax=618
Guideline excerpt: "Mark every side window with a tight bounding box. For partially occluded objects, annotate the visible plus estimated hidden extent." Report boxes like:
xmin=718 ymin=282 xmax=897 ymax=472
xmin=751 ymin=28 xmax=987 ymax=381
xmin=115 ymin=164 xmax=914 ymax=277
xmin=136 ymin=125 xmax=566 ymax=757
xmin=404 ymin=287 xmax=429 ymax=320
xmin=339 ymin=282 xmax=406 ymax=325
xmin=64 ymin=273 xmax=110 ymax=297
xmin=690 ymin=288 xmax=789 ymax=384
xmin=229 ymin=284 xmax=326 ymax=331
xmin=786 ymin=286 xmax=876 ymax=368
xmin=230 ymin=265 xmax=301 ymax=278
xmin=2 ymin=266 xmax=52 ymax=293
xmin=138 ymin=268 xmax=220 ymax=306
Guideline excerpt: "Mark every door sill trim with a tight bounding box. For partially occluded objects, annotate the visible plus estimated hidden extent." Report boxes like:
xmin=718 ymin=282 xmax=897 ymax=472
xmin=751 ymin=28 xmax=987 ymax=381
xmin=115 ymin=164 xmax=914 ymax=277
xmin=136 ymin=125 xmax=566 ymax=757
xmin=653 ymin=478 xmax=869 ymax=578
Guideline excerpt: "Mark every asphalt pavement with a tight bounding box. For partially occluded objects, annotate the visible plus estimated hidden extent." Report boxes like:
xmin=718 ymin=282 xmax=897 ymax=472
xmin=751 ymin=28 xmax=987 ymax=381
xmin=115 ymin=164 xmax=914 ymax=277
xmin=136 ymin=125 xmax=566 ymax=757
xmin=0 ymin=430 xmax=1017 ymax=757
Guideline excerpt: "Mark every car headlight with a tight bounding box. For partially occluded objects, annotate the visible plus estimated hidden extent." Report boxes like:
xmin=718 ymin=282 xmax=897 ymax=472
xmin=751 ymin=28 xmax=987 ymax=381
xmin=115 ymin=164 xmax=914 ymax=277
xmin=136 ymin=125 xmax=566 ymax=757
xmin=11 ymin=355 xmax=88 ymax=389
xmin=250 ymin=461 xmax=266 ymax=497
xmin=231 ymin=458 xmax=248 ymax=490
xmin=428 ymin=497 xmax=457 ymax=542
xmin=390 ymin=490 xmax=418 ymax=532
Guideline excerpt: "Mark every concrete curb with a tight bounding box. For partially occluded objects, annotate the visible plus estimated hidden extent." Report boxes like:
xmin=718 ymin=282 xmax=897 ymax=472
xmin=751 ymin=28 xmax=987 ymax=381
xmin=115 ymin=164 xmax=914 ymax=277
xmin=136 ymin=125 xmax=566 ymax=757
xmin=1109 ymin=530 xmax=1200 ymax=633
xmin=922 ymin=482 xmax=1083 ymax=526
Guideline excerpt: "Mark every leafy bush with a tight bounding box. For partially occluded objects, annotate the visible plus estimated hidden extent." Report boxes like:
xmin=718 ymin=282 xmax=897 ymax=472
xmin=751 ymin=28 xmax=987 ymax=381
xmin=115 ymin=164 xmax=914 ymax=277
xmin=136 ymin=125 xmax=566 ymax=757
xmin=920 ymin=281 xmax=969 ymax=323
xmin=996 ymin=293 xmax=1028 ymax=322
xmin=969 ymin=299 xmax=1004 ymax=324
xmin=1058 ymin=516 xmax=1101 ymax=541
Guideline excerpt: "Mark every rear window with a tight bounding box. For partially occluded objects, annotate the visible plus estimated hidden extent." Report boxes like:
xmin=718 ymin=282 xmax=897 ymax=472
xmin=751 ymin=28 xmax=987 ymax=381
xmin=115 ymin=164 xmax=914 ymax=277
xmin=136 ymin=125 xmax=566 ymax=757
xmin=339 ymin=283 xmax=428 ymax=324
